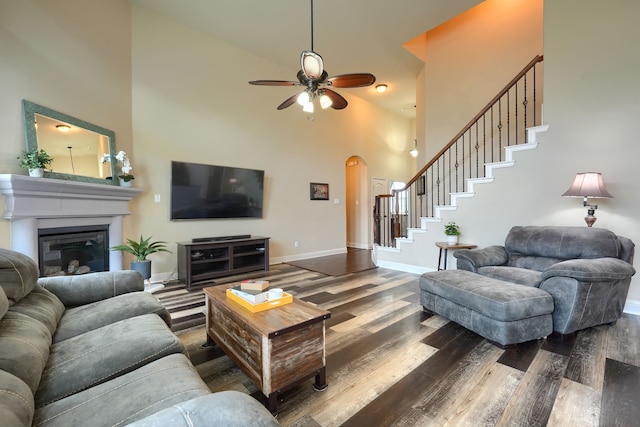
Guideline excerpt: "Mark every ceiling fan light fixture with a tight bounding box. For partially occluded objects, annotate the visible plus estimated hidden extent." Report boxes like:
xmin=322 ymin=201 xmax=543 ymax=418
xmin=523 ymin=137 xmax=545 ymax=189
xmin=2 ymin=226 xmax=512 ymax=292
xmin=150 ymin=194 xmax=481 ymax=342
xmin=376 ymin=84 xmax=387 ymax=93
xmin=297 ymin=91 xmax=310 ymax=106
xmin=319 ymin=93 xmax=332 ymax=109
xmin=302 ymin=100 xmax=315 ymax=113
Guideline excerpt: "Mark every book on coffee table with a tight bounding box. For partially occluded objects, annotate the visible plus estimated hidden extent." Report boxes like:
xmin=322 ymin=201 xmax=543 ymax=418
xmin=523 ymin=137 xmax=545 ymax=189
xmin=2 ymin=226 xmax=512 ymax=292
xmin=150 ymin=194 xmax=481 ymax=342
xmin=240 ymin=279 xmax=270 ymax=292
xmin=226 ymin=288 xmax=293 ymax=313
xmin=229 ymin=286 xmax=268 ymax=304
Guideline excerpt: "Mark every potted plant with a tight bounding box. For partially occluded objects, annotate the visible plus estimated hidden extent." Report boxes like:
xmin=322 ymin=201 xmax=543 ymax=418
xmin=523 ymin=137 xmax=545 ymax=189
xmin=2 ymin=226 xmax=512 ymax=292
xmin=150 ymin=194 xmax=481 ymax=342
xmin=18 ymin=149 xmax=54 ymax=177
xmin=110 ymin=235 xmax=172 ymax=281
xmin=444 ymin=222 xmax=461 ymax=244
xmin=101 ymin=151 xmax=134 ymax=187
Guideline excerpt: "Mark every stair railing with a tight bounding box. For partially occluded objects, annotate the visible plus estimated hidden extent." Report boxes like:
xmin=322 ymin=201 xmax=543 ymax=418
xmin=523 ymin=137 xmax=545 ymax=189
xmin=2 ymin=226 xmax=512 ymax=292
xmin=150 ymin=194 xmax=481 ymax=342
xmin=375 ymin=55 xmax=544 ymax=248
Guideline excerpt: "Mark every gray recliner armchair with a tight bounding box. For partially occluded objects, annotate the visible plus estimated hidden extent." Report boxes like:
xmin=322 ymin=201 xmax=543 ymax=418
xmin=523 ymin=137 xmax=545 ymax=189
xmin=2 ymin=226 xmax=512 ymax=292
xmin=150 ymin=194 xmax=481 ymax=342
xmin=453 ymin=226 xmax=636 ymax=335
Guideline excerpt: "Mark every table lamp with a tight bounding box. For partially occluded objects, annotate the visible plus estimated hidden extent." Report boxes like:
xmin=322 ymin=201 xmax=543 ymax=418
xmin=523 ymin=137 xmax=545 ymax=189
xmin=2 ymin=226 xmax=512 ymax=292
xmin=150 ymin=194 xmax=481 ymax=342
xmin=561 ymin=172 xmax=612 ymax=227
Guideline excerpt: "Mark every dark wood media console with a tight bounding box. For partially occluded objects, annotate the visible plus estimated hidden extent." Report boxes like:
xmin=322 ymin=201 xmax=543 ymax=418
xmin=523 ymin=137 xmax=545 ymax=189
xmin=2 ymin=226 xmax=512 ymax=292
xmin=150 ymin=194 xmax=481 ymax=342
xmin=177 ymin=236 xmax=270 ymax=287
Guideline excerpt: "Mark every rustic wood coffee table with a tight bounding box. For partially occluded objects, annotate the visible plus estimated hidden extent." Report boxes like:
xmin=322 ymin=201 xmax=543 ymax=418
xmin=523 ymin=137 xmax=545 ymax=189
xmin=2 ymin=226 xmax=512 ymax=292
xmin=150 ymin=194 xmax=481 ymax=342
xmin=203 ymin=285 xmax=331 ymax=412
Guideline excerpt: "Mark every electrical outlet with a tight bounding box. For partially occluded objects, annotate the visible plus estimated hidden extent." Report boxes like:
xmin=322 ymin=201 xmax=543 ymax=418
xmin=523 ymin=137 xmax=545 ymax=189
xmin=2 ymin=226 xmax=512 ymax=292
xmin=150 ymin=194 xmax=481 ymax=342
xmin=294 ymin=241 xmax=299 ymax=248
xmin=154 ymin=194 xmax=161 ymax=203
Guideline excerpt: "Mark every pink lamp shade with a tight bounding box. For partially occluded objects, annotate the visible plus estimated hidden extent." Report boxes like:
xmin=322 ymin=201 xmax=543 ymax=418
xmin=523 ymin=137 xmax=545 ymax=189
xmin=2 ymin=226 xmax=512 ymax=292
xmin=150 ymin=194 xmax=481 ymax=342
xmin=562 ymin=172 xmax=612 ymax=227
xmin=561 ymin=172 xmax=613 ymax=198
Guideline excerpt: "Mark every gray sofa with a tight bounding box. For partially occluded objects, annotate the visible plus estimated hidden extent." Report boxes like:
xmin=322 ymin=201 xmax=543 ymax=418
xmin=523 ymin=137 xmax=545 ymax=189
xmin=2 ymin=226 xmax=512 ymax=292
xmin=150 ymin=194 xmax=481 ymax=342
xmin=420 ymin=226 xmax=636 ymax=346
xmin=0 ymin=248 xmax=279 ymax=427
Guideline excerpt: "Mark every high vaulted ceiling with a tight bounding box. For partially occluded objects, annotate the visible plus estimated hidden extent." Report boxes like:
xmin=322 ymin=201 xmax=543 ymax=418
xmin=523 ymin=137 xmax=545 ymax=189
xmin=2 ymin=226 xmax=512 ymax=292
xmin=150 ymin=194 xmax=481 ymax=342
xmin=131 ymin=0 xmax=484 ymax=118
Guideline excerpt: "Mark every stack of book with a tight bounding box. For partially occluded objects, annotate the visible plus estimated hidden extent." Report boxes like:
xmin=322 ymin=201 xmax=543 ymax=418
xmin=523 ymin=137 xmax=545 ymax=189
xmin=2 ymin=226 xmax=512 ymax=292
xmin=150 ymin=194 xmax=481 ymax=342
xmin=226 ymin=279 xmax=293 ymax=312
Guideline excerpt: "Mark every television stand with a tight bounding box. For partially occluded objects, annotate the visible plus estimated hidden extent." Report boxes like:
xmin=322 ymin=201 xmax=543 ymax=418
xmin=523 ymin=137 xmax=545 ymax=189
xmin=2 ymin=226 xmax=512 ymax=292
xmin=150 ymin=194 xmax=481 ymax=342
xmin=177 ymin=236 xmax=270 ymax=287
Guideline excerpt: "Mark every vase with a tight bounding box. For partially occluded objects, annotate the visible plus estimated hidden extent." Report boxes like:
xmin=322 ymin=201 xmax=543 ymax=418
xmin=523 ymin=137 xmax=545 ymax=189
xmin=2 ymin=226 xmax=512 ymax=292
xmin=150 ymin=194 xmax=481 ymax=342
xmin=131 ymin=260 xmax=151 ymax=280
xmin=446 ymin=235 xmax=459 ymax=244
xmin=29 ymin=168 xmax=44 ymax=177
xmin=119 ymin=178 xmax=132 ymax=188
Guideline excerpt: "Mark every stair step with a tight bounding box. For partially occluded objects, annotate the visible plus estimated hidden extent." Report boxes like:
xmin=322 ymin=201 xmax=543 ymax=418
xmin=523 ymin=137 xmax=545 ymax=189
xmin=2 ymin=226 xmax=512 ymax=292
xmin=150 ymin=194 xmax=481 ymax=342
xmin=505 ymin=142 xmax=538 ymax=161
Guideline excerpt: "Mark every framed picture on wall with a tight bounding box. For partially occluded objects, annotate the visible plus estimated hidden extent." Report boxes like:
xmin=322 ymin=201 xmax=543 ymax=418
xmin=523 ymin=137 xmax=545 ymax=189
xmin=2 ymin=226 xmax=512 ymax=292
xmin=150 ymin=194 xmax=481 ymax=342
xmin=310 ymin=183 xmax=329 ymax=200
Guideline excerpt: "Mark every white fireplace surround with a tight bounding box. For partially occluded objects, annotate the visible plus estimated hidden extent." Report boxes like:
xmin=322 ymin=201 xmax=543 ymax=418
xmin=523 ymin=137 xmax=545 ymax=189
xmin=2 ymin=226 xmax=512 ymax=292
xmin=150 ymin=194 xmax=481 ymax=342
xmin=0 ymin=174 xmax=141 ymax=270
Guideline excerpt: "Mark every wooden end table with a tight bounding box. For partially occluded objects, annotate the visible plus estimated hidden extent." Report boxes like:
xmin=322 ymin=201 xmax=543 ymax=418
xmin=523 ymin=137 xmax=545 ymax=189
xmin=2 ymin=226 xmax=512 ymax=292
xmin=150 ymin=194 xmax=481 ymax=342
xmin=203 ymin=285 xmax=331 ymax=412
xmin=435 ymin=242 xmax=477 ymax=270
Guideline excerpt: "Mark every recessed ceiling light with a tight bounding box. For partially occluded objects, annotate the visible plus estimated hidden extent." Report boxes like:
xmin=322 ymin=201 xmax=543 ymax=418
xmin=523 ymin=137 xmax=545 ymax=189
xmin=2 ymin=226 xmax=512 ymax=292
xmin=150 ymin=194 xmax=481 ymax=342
xmin=375 ymin=84 xmax=387 ymax=93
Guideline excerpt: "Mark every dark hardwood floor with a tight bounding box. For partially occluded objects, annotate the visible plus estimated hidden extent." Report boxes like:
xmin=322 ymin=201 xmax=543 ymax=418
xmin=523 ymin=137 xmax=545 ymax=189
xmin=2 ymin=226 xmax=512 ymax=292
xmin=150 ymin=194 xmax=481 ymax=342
xmin=156 ymin=258 xmax=640 ymax=427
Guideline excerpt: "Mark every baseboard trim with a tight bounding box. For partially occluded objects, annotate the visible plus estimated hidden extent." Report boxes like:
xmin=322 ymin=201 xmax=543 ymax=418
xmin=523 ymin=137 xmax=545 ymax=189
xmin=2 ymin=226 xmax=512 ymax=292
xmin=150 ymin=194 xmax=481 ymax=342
xmin=375 ymin=259 xmax=434 ymax=275
xmin=271 ymin=248 xmax=347 ymax=265
xmin=624 ymin=299 xmax=640 ymax=315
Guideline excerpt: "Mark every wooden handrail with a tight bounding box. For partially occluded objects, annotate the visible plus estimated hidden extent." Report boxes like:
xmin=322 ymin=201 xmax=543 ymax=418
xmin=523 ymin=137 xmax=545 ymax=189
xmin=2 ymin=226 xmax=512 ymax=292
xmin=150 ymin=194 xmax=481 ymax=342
xmin=400 ymin=55 xmax=543 ymax=191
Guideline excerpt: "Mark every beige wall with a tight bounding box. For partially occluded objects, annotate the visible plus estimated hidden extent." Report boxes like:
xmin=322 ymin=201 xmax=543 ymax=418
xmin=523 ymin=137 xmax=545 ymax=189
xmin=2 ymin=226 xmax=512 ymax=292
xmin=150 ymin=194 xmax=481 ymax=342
xmin=0 ymin=1 xmax=413 ymax=280
xmin=130 ymin=7 xmax=413 ymax=277
xmin=0 ymin=0 xmax=133 ymax=243
xmin=416 ymin=0 xmax=544 ymax=161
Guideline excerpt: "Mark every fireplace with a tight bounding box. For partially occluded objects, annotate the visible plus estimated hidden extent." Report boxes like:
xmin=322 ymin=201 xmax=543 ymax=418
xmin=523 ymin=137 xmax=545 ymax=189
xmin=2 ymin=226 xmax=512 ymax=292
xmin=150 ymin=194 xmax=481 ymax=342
xmin=38 ymin=225 xmax=109 ymax=277
xmin=0 ymin=174 xmax=141 ymax=271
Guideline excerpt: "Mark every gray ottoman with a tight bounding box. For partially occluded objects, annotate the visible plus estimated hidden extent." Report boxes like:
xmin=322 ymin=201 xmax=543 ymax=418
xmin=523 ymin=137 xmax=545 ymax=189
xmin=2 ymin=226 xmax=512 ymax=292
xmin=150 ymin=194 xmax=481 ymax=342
xmin=419 ymin=270 xmax=554 ymax=347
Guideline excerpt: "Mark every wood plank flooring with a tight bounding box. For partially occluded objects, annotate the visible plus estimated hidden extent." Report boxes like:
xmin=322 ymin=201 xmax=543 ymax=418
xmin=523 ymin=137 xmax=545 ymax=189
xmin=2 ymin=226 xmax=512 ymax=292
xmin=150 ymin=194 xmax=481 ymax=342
xmin=155 ymin=263 xmax=640 ymax=427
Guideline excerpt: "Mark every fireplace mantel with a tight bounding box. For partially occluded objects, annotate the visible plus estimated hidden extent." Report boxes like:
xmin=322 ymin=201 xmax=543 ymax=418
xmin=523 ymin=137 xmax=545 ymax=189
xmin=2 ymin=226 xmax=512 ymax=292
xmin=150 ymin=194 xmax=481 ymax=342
xmin=0 ymin=174 xmax=141 ymax=269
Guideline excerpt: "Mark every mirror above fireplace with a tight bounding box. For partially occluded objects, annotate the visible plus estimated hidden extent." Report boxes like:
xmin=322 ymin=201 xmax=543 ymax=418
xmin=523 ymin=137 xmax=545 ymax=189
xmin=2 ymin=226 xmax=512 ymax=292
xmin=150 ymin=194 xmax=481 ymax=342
xmin=22 ymin=100 xmax=119 ymax=185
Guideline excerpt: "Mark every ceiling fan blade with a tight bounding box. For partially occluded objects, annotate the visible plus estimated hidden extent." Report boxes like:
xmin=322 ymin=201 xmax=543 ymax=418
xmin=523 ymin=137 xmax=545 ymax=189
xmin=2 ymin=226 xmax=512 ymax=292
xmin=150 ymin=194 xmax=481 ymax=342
xmin=301 ymin=51 xmax=324 ymax=80
xmin=323 ymin=88 xmax=348 ymax=110
xmin=277 ymin=93 xmax=301 ymax=110
xmin=249 ymin=80 xmax=299 ymax=86
xmin=327 ymin=73 xmax=376 ymax=88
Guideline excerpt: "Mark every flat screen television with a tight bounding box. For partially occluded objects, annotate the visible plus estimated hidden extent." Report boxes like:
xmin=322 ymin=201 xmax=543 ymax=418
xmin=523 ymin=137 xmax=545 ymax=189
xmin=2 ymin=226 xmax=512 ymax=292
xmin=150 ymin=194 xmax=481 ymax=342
xmin=170 ymin=161 xmax=264 ymax=220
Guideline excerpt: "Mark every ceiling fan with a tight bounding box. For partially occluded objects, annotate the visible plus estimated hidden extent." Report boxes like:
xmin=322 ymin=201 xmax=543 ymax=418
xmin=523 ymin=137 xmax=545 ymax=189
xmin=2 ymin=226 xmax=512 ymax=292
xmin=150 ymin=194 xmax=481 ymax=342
xmin=248 ymin=0 xmax=376 ymax=112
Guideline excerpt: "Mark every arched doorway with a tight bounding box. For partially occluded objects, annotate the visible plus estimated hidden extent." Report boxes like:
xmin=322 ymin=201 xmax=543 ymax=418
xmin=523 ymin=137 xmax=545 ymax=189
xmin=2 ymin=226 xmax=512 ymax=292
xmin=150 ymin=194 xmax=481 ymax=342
xmin=345 ymin=156 xmax=369 ymax=248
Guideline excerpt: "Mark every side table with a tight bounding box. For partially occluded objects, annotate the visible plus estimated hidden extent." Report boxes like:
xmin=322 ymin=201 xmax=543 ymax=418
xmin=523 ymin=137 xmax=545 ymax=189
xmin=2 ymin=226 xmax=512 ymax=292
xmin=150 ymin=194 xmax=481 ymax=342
xmin=435 ymin=242 xmax=477 ymax=270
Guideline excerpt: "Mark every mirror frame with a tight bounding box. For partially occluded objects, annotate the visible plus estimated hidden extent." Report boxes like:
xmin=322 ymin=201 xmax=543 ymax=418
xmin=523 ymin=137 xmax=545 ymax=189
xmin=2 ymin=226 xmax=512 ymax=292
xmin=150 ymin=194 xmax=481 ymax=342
xmin=22 ymin=99 xmax=120 ymax=185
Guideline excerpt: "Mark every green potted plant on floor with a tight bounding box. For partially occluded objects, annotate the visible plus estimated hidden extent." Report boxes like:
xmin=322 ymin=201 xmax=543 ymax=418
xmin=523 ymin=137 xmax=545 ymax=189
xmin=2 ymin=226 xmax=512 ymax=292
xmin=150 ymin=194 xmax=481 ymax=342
xmin=444 ymin=221 xmax=461 ymax=244
xmin=18 ymin=148 xmax=54 ymax=177
xmin=111 ymin=235 xmax=172 ymax=281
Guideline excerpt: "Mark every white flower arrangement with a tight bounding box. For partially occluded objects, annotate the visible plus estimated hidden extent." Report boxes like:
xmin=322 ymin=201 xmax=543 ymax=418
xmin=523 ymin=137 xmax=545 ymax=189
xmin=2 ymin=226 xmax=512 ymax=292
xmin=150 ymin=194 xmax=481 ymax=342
xmin=102 ymin=151 xmax=134 ymax=182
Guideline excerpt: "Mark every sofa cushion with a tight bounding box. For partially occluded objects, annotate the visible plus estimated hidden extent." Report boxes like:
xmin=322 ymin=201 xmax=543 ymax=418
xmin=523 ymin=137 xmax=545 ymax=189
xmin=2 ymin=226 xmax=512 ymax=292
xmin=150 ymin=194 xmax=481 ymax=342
xmin=53 ymin=291 xmax=172 ymax=342
xmin=0 ymin=311 xmax=51 ymax=393
xmin=505 ymin=226 xmax=621 ymax=263
xmin=38 ymin=270 xmax=145 ymax=307
xmin=541 ymin=257 xmax=637 ymax=282
xmin=126 ymin=392 xmax=281 ymax=427
xmin=8 ymin=285 xmax=65 ymax=335
xmin=36 ymin=313 xmax=186 ymax=407
xmin=0 ymin=248 xmax=39 ymax=304
xmin=0 ymin=370 xmax=34 ymax=427
xmin=420 ymin=270 xmax=553 ymax=321
xmin=478 ymin=266 xmax=543 ymax=287
xmin=34 ymin=353 xmax=211 ymax=427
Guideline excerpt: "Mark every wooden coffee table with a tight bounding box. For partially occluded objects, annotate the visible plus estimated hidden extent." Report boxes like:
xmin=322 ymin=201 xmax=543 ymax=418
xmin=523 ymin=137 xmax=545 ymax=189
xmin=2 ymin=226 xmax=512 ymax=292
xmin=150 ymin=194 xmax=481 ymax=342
xmin=203 ymin=285 xmax=331 ymax=412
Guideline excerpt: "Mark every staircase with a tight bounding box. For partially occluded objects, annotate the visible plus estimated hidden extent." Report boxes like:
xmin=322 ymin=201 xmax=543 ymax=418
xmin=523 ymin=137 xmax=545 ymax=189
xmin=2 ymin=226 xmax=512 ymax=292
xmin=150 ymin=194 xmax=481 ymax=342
xmin=373 ymin=124 xmax=548 ymax=274
xmin=373 ymin=55 xmax=545 ymax=274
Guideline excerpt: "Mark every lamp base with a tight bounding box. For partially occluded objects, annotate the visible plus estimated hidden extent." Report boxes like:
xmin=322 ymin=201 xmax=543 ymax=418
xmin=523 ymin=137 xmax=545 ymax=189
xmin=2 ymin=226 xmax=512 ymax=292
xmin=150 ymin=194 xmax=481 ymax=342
xmin=585 ymin=207 xmax=597 ymax=227
xmin=584 ymin=215 xmax=597 ymax=227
